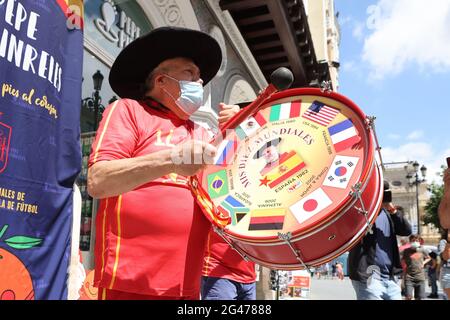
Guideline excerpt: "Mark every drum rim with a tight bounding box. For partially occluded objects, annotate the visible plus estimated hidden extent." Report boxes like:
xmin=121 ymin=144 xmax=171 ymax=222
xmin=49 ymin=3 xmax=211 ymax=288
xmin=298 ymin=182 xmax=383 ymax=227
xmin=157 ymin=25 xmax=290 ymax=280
xmin=222 ymin=88 xmax=376 ymax=242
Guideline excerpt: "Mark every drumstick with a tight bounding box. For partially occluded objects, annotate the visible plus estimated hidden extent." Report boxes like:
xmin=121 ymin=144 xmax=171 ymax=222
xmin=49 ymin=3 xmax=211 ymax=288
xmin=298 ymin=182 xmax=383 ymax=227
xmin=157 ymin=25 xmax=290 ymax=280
xmin=214 ymin=67 xmax=294 ymax=143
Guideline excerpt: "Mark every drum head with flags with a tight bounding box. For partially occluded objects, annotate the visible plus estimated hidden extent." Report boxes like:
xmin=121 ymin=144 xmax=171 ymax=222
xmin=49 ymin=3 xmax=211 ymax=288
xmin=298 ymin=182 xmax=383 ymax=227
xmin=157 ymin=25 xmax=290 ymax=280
xmin=197 ymin=89 xmax=369 ymax=240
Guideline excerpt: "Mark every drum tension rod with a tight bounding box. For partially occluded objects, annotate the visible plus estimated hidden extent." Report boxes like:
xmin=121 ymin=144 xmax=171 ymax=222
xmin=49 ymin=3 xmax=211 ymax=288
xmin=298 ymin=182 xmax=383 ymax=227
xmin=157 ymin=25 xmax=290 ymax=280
xmin=278 ymin=232 xmax=312 ymax=273
xmin=350 ymin=183 xmax=374 ymax=235
xmin=366 ymin=116 xmax=385 ymax=169
xmin=213 ymin=226 xmax=249 ymax=262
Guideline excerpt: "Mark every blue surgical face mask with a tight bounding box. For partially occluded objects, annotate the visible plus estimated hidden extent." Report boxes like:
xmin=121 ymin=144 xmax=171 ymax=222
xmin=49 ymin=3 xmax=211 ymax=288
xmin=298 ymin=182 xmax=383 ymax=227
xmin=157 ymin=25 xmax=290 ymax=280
xmin=163 ymin=74 xmax=204 ymax=116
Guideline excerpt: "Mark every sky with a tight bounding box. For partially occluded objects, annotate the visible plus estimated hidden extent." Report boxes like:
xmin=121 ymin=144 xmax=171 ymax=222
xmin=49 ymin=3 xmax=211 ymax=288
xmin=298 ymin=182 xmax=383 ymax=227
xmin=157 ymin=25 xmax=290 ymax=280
xmin=334 ymin=0 xmax=450 ymax=183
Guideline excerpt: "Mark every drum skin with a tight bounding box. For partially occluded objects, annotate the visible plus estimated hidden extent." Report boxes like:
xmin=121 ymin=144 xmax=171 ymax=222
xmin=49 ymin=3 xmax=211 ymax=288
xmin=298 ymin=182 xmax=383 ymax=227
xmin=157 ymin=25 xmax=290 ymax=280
xmin=196 ymin=88 xmax=383 ymax=270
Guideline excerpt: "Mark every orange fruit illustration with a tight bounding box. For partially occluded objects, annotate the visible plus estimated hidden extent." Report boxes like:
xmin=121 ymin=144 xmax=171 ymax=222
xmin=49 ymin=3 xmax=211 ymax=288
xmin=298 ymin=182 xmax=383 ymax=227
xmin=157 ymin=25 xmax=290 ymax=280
xmin=0 ymin=248 xmax=34 ymax=300
xmin=79 ymin=270 xmax=98 ymax=300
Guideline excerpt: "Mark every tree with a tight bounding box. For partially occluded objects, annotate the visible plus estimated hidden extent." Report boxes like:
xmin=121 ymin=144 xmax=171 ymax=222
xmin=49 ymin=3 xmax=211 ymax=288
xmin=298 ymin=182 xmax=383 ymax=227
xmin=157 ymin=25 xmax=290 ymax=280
xmin=424 ymin=183 xmax=444 ymax=232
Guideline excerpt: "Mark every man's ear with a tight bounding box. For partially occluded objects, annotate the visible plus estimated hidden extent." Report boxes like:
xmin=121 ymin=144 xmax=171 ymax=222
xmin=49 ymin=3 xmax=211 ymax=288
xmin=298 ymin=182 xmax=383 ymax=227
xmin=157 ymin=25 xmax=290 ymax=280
xmin=154 ymin=74 xmax=166 ymax=88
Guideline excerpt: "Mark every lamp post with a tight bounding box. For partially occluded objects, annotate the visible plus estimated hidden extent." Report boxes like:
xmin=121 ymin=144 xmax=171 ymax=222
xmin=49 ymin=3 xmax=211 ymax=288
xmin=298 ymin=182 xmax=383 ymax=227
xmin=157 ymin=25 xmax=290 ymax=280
xmin=405 ymin=161 xmax=427 ymax=235
xmin=82 ymin=70 xmax=105 ymax=131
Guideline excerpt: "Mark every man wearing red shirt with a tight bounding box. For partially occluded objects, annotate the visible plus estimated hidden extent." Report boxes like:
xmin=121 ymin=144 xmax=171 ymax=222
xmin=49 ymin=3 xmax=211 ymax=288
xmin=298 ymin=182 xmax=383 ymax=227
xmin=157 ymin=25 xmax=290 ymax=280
xmin=87 ymin=27 xmax=239 ymax=300
xmin=202 ymin=230 xmax=257 ymax=300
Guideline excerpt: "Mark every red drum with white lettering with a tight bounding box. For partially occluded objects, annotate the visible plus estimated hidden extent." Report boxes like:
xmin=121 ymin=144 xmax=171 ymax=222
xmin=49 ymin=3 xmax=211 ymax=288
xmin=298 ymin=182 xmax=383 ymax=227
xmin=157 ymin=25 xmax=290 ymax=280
xmin=192 ymin=88 xmax=383 ymax=269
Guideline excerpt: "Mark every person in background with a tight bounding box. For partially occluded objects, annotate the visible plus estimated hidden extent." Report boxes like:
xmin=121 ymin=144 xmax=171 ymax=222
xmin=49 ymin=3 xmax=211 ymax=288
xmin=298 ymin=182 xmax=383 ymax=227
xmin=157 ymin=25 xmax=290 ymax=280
xmin=437 ymin=230 xmax=450 ymax=300
xmin=426 ymin=251 xmax=439 ymax=299
xmin=402 ymin=235 xmax=430 ymax=300
xmin=336 ymin=262 xmax=344 ymax=281
xmin=201 ymin=231 xmax=257 ymax=300
xmin=438 ymin=166 xmax=450 ymax=299
xmin=438 ymin=168 xmax=450 ymax=229
xmin=348 ymin=181 xmax=412 ymax=300
xmin=331 ymin=262 xmax=337 ymax=279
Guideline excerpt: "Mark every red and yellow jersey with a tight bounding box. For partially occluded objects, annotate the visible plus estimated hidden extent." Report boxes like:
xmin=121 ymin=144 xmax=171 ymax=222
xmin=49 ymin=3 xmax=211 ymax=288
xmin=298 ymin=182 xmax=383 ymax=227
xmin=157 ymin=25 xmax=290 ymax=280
xmin=88 ymin=98 xmax=211 ymax=297
xmin=202 ymin=230 xmax=256 ymax=284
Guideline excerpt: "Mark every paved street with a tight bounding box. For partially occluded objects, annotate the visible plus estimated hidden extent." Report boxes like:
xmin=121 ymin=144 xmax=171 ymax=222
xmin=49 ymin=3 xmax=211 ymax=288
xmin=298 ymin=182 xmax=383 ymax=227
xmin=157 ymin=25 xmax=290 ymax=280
xmin=309 ymin=277 xmax=356 ymax=300
xmin=308 ymin=277 xmax=447 ymax=300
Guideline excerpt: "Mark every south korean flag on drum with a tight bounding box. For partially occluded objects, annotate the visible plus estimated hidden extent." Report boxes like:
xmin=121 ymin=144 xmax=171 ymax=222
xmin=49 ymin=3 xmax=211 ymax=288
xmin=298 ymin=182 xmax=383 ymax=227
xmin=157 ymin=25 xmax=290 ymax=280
xmin=323 ymin=155 xmax=360 ymax=189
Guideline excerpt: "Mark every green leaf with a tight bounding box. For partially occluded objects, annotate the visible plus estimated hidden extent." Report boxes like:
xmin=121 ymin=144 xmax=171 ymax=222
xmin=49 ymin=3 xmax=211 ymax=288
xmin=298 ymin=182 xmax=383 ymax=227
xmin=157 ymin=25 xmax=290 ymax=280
xmin=423 ymin=177 xmax=446 ymax=235
xmin=0 ymin=225 xmax=8 ymax=239
xmin=4 ymin=236 xmax=43 ymax=249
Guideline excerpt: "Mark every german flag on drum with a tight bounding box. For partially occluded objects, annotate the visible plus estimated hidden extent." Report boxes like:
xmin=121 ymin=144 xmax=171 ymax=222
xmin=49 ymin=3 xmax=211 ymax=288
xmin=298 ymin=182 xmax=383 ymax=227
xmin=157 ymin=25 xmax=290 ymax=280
xmin=262 ymin=151 xmax=306 ymax=189
xmin=248 ymin=209 xmax=286 ymax=231
xmin=290 ymin=188 xmax=333 ymax=224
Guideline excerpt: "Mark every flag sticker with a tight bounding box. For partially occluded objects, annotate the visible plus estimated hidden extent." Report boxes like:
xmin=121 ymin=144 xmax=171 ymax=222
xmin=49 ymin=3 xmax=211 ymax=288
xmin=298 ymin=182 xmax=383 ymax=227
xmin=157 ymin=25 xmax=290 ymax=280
xmin=217 ymin=195 xmax=250 ymax=226
xmin=260 ymin=151 xmax=306 ymax=188
xmin=248 ymin=208 xmax=286 ymax=231
xmin=287 ymin=180 xmax=303 ymax=193
xmin=207 ymin=170 xmax=229 ymax=198
xmin=269 ymin=101 xmax=301 ymax=122
xmin=214 ymin=139 xmax=237 ymax=166
xmin=290 ymin=188 xmax=332 ymax=224
xmin=235 ymin=113 xmax=267 ymax=140
xmin=302 ymin=101 xmax=339 ymax=126
xmin=323 ymin=155 xmax=359 ymax=189
xmin=328 ymin=119 xmax=361 ymax=152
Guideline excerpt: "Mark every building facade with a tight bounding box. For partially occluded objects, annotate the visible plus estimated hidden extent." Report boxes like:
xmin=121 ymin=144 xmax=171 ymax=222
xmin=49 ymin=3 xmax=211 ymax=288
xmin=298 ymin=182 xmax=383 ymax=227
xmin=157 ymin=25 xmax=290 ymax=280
xmin=383 ymin=163 xmax=440 ymax=244
xmin=306 ymin=0 xmax=340 ymax=91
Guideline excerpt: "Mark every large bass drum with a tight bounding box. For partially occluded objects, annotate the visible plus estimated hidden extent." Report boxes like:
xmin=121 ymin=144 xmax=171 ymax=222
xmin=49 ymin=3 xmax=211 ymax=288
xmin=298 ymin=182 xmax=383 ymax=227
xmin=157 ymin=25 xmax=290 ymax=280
xmin=192 ymin=88 xmax=383 ymax=270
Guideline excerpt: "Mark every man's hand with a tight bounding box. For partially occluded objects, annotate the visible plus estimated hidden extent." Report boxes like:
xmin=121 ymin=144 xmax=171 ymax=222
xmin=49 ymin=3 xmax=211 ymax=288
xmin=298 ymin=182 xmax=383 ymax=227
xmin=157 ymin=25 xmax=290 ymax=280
xmin=218 ymin=103 xmax=240 ymax=125
xmin=382 ymin=202 xmax=398 ymax=214
xmin=170 ymin=140 xmax=217 ymax=176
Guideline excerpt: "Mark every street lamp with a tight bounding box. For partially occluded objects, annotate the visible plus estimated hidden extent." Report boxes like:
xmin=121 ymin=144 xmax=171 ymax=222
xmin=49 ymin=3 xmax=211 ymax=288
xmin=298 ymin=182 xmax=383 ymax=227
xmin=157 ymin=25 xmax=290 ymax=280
xmin=405 ymin=161 xmax=427 ymax=235
xmin=82 ymin=70 xmax=105 ymax=130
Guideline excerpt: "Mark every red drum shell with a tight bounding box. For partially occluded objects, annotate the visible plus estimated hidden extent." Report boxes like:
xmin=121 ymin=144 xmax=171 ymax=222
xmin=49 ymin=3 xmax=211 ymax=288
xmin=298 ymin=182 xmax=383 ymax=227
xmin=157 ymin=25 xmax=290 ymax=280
xmin=195 ymin=88 xmax=383 ymax=269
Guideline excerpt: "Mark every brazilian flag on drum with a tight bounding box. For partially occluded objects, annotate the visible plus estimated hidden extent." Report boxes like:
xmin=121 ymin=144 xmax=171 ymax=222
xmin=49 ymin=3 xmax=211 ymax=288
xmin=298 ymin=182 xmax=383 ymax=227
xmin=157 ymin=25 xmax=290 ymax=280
xmin=0 ymin=1 xmax=83 ymax=299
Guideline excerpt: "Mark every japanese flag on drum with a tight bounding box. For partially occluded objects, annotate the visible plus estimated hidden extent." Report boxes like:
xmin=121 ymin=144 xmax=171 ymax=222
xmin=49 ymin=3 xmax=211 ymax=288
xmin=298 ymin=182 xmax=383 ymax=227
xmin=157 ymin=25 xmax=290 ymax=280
xmin=290 ymin=188 xmax=333 ymax=224
xmin=323 ymin=155 xmax=360 ymax=189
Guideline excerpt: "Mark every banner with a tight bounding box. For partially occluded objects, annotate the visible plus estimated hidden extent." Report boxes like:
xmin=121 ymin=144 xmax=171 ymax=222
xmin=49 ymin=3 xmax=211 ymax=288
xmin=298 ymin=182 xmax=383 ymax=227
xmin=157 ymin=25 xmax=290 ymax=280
xmin=0 ymin=0 xmax=83 ymax=299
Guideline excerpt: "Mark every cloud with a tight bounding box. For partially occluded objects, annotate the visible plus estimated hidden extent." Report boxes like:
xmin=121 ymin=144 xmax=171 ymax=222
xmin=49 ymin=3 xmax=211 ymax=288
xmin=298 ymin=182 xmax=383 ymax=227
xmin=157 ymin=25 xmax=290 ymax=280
xmin=407 ymin=130 xmax=424 ymax=140
xmin=352 ymin=22 xmax=365 ymax=41
xmin=362 ymin=0 xmax=450 ymax=80
xmin=381 ymin=142 xmax=449 ymax=184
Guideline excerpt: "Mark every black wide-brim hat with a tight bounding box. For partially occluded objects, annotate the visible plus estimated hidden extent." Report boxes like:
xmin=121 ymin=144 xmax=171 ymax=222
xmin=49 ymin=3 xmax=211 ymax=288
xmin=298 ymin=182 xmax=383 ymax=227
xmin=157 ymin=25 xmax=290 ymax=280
xmin=253 ymin=138 xmax=282 ymax=159
xmin=109 ymin=26 xmax=222 ymax=100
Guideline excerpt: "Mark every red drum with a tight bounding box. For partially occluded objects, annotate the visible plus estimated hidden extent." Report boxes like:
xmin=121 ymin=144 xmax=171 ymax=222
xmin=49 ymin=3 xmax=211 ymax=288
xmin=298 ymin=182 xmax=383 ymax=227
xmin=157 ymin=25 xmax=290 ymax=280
xmin=192 ymin=88 xmax=383 ymax=270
